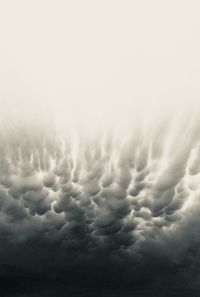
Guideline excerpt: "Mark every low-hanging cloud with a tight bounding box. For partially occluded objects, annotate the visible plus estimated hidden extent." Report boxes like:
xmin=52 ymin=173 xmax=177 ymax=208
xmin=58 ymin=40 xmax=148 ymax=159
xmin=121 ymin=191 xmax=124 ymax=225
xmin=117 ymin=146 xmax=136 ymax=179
xmin=0 ymin=115 xmax=200 ymax=289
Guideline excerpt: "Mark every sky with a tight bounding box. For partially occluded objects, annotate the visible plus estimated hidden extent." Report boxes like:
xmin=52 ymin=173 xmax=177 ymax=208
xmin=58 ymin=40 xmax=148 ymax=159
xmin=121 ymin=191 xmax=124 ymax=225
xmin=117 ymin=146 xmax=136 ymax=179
xmin=0 ymin=0 xmax=200 ymax=129
xmin=0 ymin=1 xmax=200 ymax=294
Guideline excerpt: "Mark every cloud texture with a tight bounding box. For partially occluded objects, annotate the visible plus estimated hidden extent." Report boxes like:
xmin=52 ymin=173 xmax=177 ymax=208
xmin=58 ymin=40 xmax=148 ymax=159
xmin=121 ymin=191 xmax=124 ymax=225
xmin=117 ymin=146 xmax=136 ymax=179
xmin=1 ymin=115 xmax=200 ymax=289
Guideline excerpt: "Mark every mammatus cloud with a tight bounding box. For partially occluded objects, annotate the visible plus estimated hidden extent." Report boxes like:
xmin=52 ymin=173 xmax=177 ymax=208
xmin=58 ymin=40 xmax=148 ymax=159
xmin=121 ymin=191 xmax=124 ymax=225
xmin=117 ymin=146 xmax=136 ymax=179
xmin=1 ymin=115 xmax=200 ymax=289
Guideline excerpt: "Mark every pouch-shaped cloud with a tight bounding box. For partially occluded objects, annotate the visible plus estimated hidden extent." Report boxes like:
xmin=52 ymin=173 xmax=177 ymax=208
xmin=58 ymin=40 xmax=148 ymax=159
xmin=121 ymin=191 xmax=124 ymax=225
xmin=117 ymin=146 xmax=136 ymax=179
xmin=0 ymin=113 xmax=200 ymax=288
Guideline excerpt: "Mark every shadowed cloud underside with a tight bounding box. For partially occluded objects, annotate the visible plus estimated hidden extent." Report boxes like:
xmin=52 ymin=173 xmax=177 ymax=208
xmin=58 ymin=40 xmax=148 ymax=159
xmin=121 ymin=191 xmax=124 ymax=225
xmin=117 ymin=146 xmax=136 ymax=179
xmin=0 ymin=114 xmax=200 ymax=288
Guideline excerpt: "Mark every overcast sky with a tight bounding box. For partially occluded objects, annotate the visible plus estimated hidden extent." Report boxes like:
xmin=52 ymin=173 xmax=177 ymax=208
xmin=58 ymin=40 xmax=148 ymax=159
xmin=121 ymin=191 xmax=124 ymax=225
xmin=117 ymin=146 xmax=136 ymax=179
xmin=0 ymin=0 xmax=200 ymax=130
xmin=0 ymin=1 xmax=200 ymax=293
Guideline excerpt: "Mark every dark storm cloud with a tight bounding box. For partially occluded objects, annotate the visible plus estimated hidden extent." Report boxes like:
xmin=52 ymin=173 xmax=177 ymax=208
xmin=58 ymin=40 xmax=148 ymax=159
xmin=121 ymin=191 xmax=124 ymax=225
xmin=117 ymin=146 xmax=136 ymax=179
xmin=0 ymin=117 xmax=200 ymax=288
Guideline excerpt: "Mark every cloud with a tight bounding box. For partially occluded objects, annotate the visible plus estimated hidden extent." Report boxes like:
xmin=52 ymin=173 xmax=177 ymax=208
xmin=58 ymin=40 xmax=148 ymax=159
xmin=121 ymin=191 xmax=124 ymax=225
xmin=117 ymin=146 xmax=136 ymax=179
xmin=0 ymin=116 xmax=200 ymax=289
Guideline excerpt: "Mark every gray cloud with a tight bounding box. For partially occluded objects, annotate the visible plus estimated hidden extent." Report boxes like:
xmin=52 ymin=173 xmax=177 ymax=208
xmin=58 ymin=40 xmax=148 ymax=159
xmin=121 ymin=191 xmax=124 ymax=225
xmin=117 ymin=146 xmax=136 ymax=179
xmin=0 ymin=118 xmax=200 ymax=289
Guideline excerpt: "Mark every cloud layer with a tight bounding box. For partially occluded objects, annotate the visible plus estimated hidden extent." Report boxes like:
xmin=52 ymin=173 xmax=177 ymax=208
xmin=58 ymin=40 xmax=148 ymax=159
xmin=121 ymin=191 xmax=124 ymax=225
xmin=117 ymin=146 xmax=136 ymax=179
xmin=0 ymin=115 xmax=200 ymax=288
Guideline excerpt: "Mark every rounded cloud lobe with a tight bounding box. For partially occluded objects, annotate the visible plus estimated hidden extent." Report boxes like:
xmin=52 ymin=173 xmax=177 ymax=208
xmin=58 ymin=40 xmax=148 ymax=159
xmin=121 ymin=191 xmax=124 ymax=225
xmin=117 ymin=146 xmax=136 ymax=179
xmin=1 ymin=116 xmax=200 ymax=288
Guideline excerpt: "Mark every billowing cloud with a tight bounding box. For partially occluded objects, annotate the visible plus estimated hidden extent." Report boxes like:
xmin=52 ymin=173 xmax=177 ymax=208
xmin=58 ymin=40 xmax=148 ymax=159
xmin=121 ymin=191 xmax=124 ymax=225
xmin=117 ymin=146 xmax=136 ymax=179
xmin=0 ymin=115 xmax=200 ymax=290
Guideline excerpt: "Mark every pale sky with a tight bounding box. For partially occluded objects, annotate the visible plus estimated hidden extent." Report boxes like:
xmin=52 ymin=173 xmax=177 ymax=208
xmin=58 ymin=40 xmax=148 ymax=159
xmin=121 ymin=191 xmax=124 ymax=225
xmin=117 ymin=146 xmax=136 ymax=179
xmin=0 ymin=0 xmax=200 ymax=131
